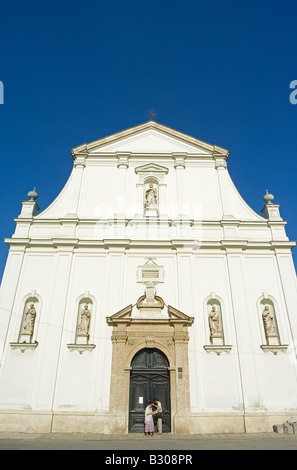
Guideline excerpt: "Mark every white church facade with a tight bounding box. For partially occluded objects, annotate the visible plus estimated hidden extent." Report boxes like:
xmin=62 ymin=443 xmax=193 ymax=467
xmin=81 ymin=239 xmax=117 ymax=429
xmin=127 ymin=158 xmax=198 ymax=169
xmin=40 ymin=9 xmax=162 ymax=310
xmin=0 ymin=120 xmax=297 ymax=434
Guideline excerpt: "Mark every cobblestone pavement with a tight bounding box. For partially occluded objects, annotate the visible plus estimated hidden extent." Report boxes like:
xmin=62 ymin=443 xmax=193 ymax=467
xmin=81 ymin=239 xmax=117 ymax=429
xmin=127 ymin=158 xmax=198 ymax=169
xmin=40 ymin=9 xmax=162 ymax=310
xmin=0 ymin=432 xmax=296 ymax=450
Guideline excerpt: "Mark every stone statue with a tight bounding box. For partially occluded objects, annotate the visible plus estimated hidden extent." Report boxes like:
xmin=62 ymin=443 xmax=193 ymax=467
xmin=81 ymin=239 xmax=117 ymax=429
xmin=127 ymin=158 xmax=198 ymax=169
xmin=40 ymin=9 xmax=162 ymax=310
xmin=208 ymin=306 xmax=221 ymax=336
xmin=262 ymin=305 xmax=276 ymax=337
xmin=21 ymin=303 xmax=36 ymax=336
xmin=77 ymin=304 xmax=91 ymax=336
xmin=145 ymin=183 xmax=157 ymax=208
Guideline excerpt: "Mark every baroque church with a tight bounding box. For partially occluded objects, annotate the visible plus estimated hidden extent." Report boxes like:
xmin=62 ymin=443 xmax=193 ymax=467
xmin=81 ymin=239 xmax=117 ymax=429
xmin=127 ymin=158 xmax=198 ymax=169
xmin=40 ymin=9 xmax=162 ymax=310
xmin=0 ymin=120 xmax=297 ymax=434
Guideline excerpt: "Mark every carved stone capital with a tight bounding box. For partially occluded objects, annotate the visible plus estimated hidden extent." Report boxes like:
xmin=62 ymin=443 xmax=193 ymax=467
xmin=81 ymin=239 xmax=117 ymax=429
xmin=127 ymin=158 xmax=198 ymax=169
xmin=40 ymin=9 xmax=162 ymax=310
xmin=116 ymin=152 xmax=131 ymax=168
xmin=173 ymin=153 xmax=187 ymax=169
xmin=214 ymin=158 xmax=227 ymax=169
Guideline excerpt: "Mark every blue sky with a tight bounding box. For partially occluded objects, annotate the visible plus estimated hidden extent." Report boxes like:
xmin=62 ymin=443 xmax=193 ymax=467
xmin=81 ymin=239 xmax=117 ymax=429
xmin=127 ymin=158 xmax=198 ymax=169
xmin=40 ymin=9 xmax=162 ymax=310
xmin=0 ymin=0 xmax=297 ymax=280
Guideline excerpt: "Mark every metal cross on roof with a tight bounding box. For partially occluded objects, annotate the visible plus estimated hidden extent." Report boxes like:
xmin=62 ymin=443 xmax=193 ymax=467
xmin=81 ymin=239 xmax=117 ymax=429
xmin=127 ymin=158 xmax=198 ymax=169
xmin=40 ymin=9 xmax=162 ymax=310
xmin=147 ymin=109 xmax=157 ymax=120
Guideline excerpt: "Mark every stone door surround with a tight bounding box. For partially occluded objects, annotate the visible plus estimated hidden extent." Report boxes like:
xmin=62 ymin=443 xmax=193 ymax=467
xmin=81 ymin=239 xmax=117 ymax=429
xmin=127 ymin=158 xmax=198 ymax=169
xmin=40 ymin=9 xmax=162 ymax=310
xmin=106 ymin=299 xmax=194 ymax=434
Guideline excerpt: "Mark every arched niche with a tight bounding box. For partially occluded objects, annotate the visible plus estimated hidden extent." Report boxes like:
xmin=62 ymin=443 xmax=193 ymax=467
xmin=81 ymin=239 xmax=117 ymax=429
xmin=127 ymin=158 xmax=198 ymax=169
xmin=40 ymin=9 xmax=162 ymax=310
xmin=143 ymin=177 xmax=159 ymax=216
xmin=75 ymin=296 xmax=94 ymax=344
xmin=19 ymin=294 xmax=41 ymax=343
xmin=205 ymin=296 xmax=224 ymax=346
xmin=259 ymin=297 xmax=280 ymax=346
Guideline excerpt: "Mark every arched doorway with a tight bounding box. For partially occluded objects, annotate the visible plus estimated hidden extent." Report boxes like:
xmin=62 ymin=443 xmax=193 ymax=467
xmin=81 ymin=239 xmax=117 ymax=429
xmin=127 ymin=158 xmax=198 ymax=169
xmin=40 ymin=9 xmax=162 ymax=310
xmin=129 ymin=348 xmax=171 ymax=433
xmin=107 ymin=301 xmax=194 ymax=434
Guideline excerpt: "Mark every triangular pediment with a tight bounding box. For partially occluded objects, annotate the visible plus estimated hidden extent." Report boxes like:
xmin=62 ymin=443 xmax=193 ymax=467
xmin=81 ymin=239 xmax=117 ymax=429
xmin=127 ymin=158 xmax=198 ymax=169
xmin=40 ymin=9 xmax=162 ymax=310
xmin=135 ymin=163 xmax=169 ymax=175
xmin=107 ymin=304 xmax=133 ymax=323
xmin=142 ymin=259 xmax=160 ymax=268
xmin=72 ymin=121 xmax=229 ymax=158
xmin=168 ymin=305 xmax=194 ymax=323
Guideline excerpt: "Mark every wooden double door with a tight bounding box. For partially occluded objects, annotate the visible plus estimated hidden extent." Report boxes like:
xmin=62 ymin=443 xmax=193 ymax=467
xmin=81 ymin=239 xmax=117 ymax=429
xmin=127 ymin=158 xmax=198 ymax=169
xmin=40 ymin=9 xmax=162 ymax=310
xmin=129 ymin=348 xmax=171 ymax=433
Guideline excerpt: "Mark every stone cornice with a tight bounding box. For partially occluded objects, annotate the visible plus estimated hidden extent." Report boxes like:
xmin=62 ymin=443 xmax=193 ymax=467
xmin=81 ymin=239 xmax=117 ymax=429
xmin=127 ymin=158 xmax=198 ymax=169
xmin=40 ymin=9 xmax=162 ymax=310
xmin=14 ymin=216 xmax=288 ymax=226
xmin=12 ymin=217 xmax=289 ymax=243
xmin=5 ymin=237 xmax=296 ymax=253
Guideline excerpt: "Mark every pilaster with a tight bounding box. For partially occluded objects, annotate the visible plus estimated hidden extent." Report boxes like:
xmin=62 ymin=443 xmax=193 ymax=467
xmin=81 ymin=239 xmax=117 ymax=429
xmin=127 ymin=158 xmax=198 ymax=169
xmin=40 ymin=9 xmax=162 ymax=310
xmin=115 ymin=153 xmax=130 ymax=218
xmin=215 ymin=160 xmax=234 ymax=219
xmin=224 ymin=245 xmax=263 ymax=412
xmin=35 ymin=243 xmax=75 ymax=410
xmin=0 ymin=247 xmax=26 ymax=363
xmin=173 ymin=153 xmax=188 ymax=218
xmin=65 ymin=157 xmax=86 ymax=216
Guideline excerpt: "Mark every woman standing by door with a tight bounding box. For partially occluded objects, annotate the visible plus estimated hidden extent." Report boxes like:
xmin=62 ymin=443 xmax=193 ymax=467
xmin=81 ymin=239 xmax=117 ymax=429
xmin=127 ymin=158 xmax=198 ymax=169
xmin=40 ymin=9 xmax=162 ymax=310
xmin=144 ymin=401 xmax=156 ymax=436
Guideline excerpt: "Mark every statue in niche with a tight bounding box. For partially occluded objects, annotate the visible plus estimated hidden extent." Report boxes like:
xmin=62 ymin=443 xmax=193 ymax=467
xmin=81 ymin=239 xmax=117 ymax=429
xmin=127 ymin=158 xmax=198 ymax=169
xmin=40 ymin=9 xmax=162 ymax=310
xmin=262 ymin=305 xmax=277 ymax=337
xmin=21 ymin=303 xmax=37 ymax=336
xmin=77 ymin=304 xmax=91 ymax=336
xmin=145 ymin=183 xmax=158 ymax=208
xmin=208 ymin=305 xmax=222 ymax=337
